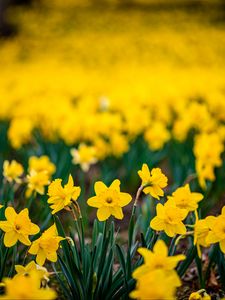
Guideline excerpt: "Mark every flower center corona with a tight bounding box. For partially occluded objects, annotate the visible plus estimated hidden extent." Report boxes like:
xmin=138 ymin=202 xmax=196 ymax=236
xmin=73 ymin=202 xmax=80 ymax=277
xmin=106 ymin=197 xmax=113 ymax=204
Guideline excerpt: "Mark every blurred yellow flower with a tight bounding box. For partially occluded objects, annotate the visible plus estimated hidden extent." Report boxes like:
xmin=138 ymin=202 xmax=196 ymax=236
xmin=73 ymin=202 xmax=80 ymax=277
xmin=130 ymin=269 xmax=179 ymax=300
xmin=71 ymin=143 xmax=97 ymax=172
xmin=8 ymin=118 xmax=34 ymax=149
xmin=133 ymin=240 xmax=185 ymax=281
xmin=47 ymin=174 xmax=81 ymax=214
xmin=144 ymin=122 xmax=170 ymax=151
xmin=150 ymin=198 xmax=188 ymax=237
xmin=87 ymin=179 xmax=132 ymax=221
xmin=168 ymin=184 xmax=203 ymax=212
xmin=194 ymin=133 xmax=224 ymax=189
xmin=206 ymin=206 xmax=225 ymax=253
xmin=26 ymin=170 xmax=50 ymax=197
xmin=0 ymin=270 xmax=56 ymax=299
xmin=29 ymin=224 xmax=64 ymax=266
xmin=28 ymin=156 xmax=56 ymax=178
xmin=3 ymin=160 xmax=24 ymax=183
xmin=15 ymin=261 xmax=49 ymax=282
xmin=0 ymin=207 xmax=39 ymax=247
xmin=138 ymin=164 xmax=168 ymax=200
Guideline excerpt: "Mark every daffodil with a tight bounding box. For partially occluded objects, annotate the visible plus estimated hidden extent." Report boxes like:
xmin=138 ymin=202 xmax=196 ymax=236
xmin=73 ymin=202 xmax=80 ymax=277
xmin=133 ymin=240 xmax=185 ymax=282
xmin=26 ymin=170 xmax=50 ymax=197
xmin=130 ymin=269 xmax=179 ymax=300
xmin=29 ymin=224 xmax=64 ymax=266
xmin=87 ymin=179 xmax=132 ymax=221
xmin=0 ymin=207 xmax=40 ymax=247
xmin=15 ymin=261 xmax=49 ymax=282
xmin=150 ymin=199 xmax=188 ymax=237
xmin=168 ymin=184 xmax=203 ymax=212
xmin=144 ymin=121 xmax=170 ymax=151
xmin=193 ymin=213 xmax=215 ymax=257
xmin=189 ymin=290 xmax=211 ymax=300
xmin=3 ymin=160 xmax=24 ymax=183
xmin=194 ymin=133 xmax=224 ymax=189
xmin=47 ymin=174 xmax=81 ymax=214
xmin=206 ymin=206 xmax=225 ymax=253
xmin=0 ymin=270 xmax=56 ymax=299
xmin=138 ymin=164 xmax=168 ymax=200
xmin=28 ymin=156 xmax=56 ymax=178
xmin=71 ymin=143 xmax=97 ymax=172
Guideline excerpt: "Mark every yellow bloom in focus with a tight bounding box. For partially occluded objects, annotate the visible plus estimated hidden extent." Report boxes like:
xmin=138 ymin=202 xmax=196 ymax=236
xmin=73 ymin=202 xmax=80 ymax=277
xmin=71 ymin=143 xmax=97 ymax=172
xmin=29 ymin=224 xmax=64 ymax=266
xmin=130 ymin=269 xmax=179 ymax=300
xmin=87 ymin=179 xmax=132 ymax=221
xmin=26 ymin=170 xmax=50 ymax=197
xmin=47 ymin=174 xmax=81 ymax=214
xmin=168 ymin=184 xmax=203 ymax=212
xmin=138 ymin=164 xmax=168 ymax=200
xmin=28 ymin=156 xmax=56 ymax=178
xmin=133 ymin=240 xmax=185 ymax=282
xmin=189 ymin=290 xmax=211 ymax=300
xmin=15 ymin=261 xmax=49 ymax=282
xmin=3 ymin=160 xmax=24 ymax=183
xmin=0 ymin=270 xmax=56 ymax=299
xmin=206 ymin=206 xmax=225 ymax=253
xmin=0 ymin=207 xmax=40 ymax=247
xmin=150 ymin=199 xmax=188 ymax=237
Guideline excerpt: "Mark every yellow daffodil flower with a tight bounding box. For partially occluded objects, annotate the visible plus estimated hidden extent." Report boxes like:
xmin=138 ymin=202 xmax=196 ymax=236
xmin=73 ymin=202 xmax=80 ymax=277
xmin=28 ymin=156 xmax=56 ymax=178
xmin=71 ymin=143 xmax=97 ymax=172
xmin=0 ymin=270 xmax=56 ymax=299
xmin=168 ymin=184 xmax=203 ymax=212
xmin=138 ymin=164 xmax=168 ymax=200
xmin=189 ymin=290 xmax=211 ymax=300
xmin=0 ymin=207 xmax=40 ymax=247
xmin=47 ymin=174 xmax=81 ymax=214
xmin=206 ymin=206 xmax=225 ymax=253
xmin=15 ymin=261 xmax=49 ymax=282
xmin=3 ymin=160 xmax=24 ymax=183
xmin=87 ymin=179 xmax=132 ymax=221
xmin=26 ymin=170 xmax=50 ymax=197
xmin=29 ymin=224 xmax=64 ymax=266
xmin=130 ymin=269 xmax=179 ymax=300
xmin=150 ymin=199 xmax=188 ymax=237
xmin=193 ymin=212 xmax=215 ymax=257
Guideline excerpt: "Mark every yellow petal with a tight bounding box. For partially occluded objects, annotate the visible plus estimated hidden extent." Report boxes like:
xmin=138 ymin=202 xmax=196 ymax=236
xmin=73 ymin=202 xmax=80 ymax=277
xmin=30 ymin=223 xmax=40 ymax=235
xmin=111 ymin=206 xmax=123 ymax=220
xmin=150 ymin=217 xmax=165 ymax=231
xmin=97 ymin=206 xmax=111 ymax=221
xmin=29 ymin=241 xmax=40 ymax=255
xmin=119 ymin=193 xmax=132 ymax=207
xmin=87 ymin=196 xmax=102 ymax=208
xmin=0 ymin=221 xmax=12 ymax=232
xmin=47 ymin=252 xmax=57 ymax=262
xmin=4 ymin=231 xmax=18 ymax=247
xmin=153 ymin=240 xmax=168 ymax=256
xmin=36 ymin=249 xmax=47 ymax=266
xmin=18 ymin=234 xmax=31 ymax=246
xmin=109 ymin=179 xmax=120 ymax=191
xmin=94 ymin=181 xmax=107 ymax=195
xmin=5 ymin=207 xmax=17 ymax=224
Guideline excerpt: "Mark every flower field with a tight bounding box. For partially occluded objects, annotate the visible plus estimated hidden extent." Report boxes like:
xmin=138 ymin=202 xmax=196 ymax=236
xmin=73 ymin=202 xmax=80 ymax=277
xmin=0 ymin=0 xmax=225 ymax=299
